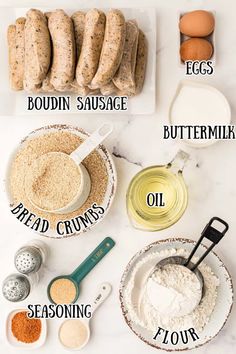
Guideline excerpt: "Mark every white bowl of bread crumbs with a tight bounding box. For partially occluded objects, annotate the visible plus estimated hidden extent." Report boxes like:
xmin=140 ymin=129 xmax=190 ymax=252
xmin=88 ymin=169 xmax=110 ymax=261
xmin=6 ymin=124 xmax=117 ymax=238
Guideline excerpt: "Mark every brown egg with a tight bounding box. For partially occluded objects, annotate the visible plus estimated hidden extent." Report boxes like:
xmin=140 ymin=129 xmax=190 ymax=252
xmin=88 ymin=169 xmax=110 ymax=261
xmin=180 ymin=38 xmax=213 ymax=62
xmin=179 ymin=10 xmax=215 ymax=37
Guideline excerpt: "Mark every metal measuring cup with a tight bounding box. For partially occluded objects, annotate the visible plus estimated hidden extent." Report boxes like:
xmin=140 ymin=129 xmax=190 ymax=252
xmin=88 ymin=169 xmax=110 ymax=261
xmin=150 ymin=217 xmax=229 ymax=300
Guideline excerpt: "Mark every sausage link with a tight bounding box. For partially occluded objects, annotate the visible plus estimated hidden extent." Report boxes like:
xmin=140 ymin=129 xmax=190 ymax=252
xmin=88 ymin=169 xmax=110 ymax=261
xmin=15 ymin=18 xmax=26 ymax=90
xmin=69 ymin=82 xmax=100 ymax=96
xmin=76 ymin=9 xmax=105 ymax=87
xmin=48 ymin=10 xmax=76 ymax=91
xmin=8 ymin=18 xmax=26 ymax=91
xmin=71 ymin=11 xmax=86 ymax=60
xmin=68 ymin=81 xmax=90 ymax=96
xmin=132 ymin=29 xmax=148 ymax=95
xmin=7 ymin=25 xmax=18 ymax=90
xmin=41 ymin=78 xmax=91 ymax=96
xmin=118 ymin=29 xmax=148 ymax=96
xmin=69 ymin=11 xmax=87 ymax=94
xmin=88 ymin=88 xmax=100 ymax=95
xmin=90 ymin=9 xmax=126 ymax=89
xmin=24 ymin=9 xmax=51 ymax=92
xmin=113 ymin=21 xmax=139 ymax=91
xmin=100 ymin=81 xmax=118 ymax=96
xmin=41 ymin=74 xmax=55 ymax=92
xmin=130 ymin=21 xmax=139 ymax=77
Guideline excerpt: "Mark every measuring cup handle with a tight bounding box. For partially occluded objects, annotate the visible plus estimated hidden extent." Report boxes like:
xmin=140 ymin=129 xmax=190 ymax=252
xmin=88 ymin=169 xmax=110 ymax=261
xmin=70 ymin=123 xmax=113 ymax=165
xmin=185 ymin=217 xmax=229 ymax=270
xmin=168 ymin=150 xmax=189 ymax=174
xmin=71 ymin=237 xmax=115 ymax=284
xmin=90 ymin=283 xmax=112 ymax=314
xmin=201 ymin=217 xmax=229 ymax=242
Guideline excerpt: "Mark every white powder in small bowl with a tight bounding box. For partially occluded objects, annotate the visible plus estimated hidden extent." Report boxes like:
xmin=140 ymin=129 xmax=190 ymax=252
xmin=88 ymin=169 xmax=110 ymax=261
xmin=59 ymin=319 xmax=89 ymax=349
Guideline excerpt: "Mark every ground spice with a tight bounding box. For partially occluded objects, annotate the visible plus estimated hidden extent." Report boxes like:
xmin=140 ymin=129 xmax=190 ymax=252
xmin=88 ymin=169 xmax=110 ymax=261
xmin=59 ymin=319 xmax=89 ymax=349
xmin=26 ymin=152 xmax=82 ymax=211
xmin=50 ymin=278 xmax=77 ymax=304
xmin=11 ymin=311 xmax=41 ymax=343
xmin=9 ymin=129 xmax=108 ymax=228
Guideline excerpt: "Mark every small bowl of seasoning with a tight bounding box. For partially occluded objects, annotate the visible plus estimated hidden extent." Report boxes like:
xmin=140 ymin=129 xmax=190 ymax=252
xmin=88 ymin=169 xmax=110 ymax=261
xmin=6 ymin=309 xmax=47 ymax=348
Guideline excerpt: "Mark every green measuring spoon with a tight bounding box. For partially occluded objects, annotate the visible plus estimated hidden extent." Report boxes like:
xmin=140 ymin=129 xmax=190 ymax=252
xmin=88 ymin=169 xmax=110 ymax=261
xmin=47 ymin=237 xmax=115 ymax=304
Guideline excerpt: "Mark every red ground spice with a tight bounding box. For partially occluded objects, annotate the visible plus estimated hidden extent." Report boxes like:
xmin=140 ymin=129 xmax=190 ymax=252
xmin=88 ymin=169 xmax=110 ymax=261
xmin=11 ymin=311 xmax=41 ymax=343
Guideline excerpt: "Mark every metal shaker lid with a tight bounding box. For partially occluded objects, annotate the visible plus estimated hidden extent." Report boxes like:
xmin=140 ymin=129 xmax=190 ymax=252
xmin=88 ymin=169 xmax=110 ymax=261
xmin=14 ymin=246 xmax=42 ymax=274
xmin=2 ymin=273 xmax=30 ymax=302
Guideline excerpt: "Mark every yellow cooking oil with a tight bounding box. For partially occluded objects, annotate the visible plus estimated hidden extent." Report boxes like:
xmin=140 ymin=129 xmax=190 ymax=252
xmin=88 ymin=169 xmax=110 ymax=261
xmin=126 ymin=164 xmax=188 ymax=231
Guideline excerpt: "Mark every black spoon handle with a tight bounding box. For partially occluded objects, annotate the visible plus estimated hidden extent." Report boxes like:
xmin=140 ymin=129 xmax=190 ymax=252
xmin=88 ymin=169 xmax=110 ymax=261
xmin=185 ymin=217 xmax=229 ymax=271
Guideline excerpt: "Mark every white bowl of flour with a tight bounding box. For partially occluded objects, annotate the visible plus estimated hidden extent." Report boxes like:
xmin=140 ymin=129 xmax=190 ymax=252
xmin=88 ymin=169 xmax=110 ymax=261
xmin=120 ymin=238 xmax=233 ymax=351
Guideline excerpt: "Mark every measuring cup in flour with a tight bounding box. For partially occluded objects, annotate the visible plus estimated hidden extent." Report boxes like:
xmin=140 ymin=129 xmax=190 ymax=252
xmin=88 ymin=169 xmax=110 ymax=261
xmin=147 ymin=217 xmax=229 ymax=316
xmin=59 ymin=282 xmax=112 ymax=350
xmin=25 ymin=123 xmax=113 ymax=214
xmin=47 ymin=237 xmax=115 ymax=304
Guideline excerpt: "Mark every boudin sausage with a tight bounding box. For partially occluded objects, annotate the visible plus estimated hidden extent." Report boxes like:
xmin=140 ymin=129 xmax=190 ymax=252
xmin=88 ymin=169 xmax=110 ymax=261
xmin=112 ymin=20 xmax=139 ymax=91
xmin=67 ymin=81 xmax=90 ymax=96
xmin=100 ymin=81 xmax=118 ymax=96
xmin=71 ymin=11 xmax=86 ymax=60
xmin=118 ymin=29 xmax=148 ymax=96
xmin=7 ymin=18 xmax=26 ymax=91
xmin=7 ymin=25 xmax=18 ymax=90
xmin=70 ymin=11 xmax=87 ymax=94
xmin=132 ymin=29 xmax=148 ymax=95
xmin=41 ymin=74 xmax=55 ymax=92
xmin=69 ymin=82 xmax=100 ymax=96
xmin=89 ymin=9 xmax=126 ymax=89
xmin=24 ymin=9 xmax=51 ymax=92
xmin=15 ymin=18 xmax=25 ymax=90
xmin=48 ymin=10 xmax=76 ymax=91
xmin=76 ymin=9 xmax=105 ymax=87
xmin=41 ymin=76 xmax=89 ymax=94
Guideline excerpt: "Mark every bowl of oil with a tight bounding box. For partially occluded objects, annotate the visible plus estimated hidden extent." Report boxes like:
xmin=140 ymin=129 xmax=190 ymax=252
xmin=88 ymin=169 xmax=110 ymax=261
xmin=126 ymin=151 xmax=188 ymax=231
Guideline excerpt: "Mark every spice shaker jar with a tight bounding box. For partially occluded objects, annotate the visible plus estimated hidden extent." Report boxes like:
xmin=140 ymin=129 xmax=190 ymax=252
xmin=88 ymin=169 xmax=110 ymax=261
xmin=2 ymin=272 xmax=39 ymax=302
xmin=14 ymin=239 xmax=47 ymax=274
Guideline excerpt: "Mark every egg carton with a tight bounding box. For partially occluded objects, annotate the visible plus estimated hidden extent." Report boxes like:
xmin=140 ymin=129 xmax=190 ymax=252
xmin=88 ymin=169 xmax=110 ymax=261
xmin=178 ymin=10 xmax=216 ymax=68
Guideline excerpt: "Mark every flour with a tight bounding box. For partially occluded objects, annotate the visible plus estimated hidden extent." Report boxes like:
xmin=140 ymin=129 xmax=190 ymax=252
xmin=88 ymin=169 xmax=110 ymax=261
xmin=124 ymin=248 xmax=219 ymax=332
xmin=146 ymin=264 xmax=202 ymax=317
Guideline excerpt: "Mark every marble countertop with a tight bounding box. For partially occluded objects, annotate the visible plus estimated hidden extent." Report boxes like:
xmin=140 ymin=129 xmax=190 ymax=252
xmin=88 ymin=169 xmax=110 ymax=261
xmin=0 ymin=0 xmax=236 ymax=353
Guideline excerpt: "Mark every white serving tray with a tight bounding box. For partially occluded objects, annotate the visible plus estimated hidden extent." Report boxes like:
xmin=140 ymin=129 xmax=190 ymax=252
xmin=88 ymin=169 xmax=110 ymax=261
xmin=0 ymin=7 xmax=156 ymax=116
